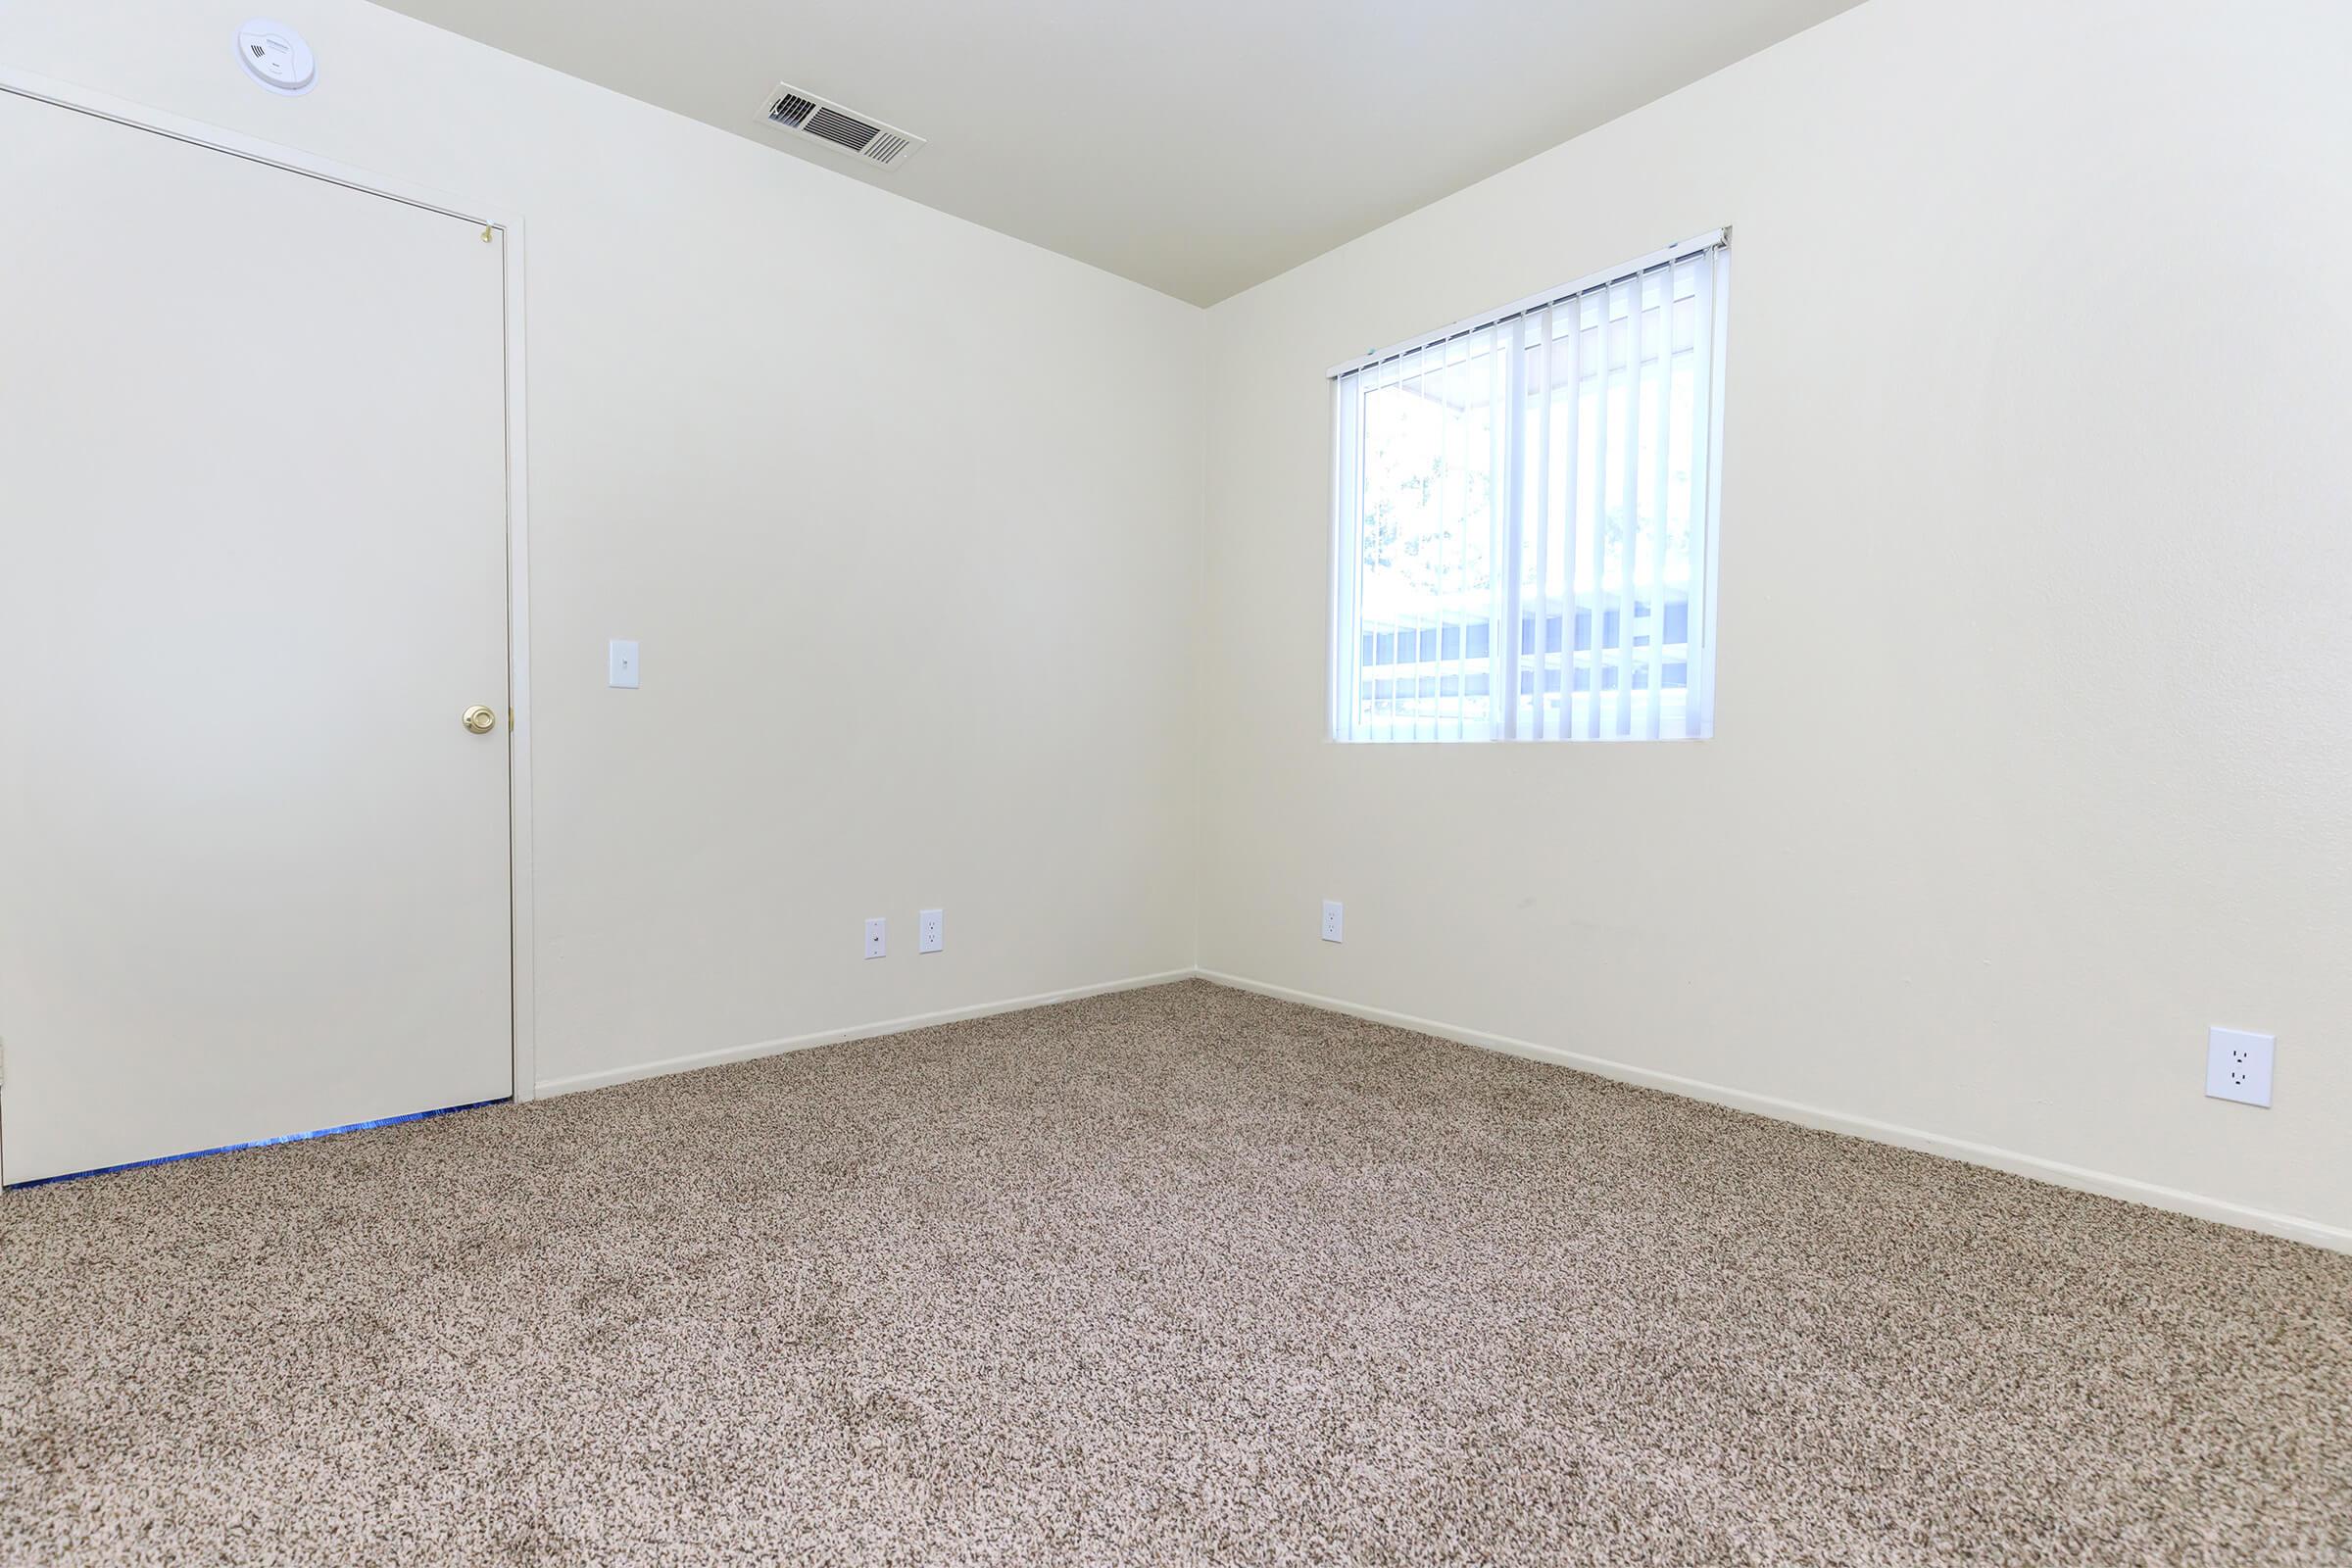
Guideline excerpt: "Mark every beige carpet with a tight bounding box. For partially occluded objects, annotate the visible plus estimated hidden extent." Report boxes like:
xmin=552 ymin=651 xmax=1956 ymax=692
xmin=2 ymin=980 xmax=2347 ymax=1566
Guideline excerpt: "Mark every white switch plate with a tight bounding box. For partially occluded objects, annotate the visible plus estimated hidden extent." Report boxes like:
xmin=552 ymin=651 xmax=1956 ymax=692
xmin=2206 ymin=1027 xmax=2274 ymax=1107
xmin=917 ymin=908 xmax=944 ymax=954
xmin=608 ymin=639 xmax=641 ymax=689
xmin=863 ymin=916 xmax=887 ymax=959
xmin=1321 ymin=900 xmax=1344 ymax=943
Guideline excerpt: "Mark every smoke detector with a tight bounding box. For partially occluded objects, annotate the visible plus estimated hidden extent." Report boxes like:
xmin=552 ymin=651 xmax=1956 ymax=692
xmin=235 ymin=18 xmax=317 ymax=95
xmin=760 ymin=83 xmax=924 ymax=171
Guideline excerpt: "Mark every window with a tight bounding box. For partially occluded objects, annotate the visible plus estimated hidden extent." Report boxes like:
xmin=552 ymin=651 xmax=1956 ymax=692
xmin=1329 ymin=233 xmax=1728 ymax=742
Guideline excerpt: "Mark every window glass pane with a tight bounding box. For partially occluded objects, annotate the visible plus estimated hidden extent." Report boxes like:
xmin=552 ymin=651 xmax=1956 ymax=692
xmin=1355 ymin=330 xmax=1504 ymax=737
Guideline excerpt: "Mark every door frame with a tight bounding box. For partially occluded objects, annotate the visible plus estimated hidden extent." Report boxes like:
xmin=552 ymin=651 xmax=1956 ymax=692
xmin=0 ymin=68 xmax=540 ymax=1105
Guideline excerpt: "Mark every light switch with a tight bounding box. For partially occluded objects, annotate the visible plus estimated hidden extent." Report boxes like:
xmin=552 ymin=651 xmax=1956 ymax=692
xmin=608 ymin=639 xmax=640 ymax=689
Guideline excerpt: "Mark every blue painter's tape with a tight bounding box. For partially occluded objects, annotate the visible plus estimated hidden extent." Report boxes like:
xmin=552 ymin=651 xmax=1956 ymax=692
xmin=5 ymin=1098 xmax=508 ymax=1189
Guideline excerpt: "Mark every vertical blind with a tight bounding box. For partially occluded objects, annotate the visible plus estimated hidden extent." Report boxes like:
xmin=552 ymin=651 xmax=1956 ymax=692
xmin=1329 ymin=232 xmax=1727 ymax=743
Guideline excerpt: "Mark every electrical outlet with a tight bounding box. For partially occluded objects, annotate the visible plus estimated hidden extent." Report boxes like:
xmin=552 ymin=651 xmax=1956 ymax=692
xmin=1321 ymin=900 xmax=1344 ymax=943
xmin=917 ymin=908 xmax=944 ymax=954
xmin=863 ymin=916 xmax=887 ymax=959
xmin=2205 ymin=1027 xmax=2274 ymax=1107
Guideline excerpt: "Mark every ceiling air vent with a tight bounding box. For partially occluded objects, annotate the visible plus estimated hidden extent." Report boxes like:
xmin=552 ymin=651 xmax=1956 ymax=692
xmin=761 ymin=83 xmax=924 ymax=171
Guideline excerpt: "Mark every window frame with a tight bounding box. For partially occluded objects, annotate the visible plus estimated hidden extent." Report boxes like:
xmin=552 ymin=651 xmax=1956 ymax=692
xmin=1327 ymin=231 xmax=1731 ymax=744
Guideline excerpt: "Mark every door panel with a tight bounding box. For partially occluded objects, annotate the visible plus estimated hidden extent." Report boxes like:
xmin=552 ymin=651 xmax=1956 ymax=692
xmin=0 ymin=92 xmax=513 ymax=1183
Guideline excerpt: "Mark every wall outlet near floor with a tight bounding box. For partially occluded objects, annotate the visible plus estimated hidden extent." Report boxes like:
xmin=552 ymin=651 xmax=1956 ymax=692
xmin=2205 ymin=1027 xmax=2274 ymax=1107
xmin=917 ymin=908 xmax=944 ymax=954
xmin=863 ymin=916 xmax=887 ymax=959
xmin=1321 ymin=900 xmax=1344 ymax=943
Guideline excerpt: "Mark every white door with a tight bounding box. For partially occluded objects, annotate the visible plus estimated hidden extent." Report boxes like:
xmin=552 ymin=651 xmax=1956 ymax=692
xmin=0 ymin=90 xmax=514 ymax=1184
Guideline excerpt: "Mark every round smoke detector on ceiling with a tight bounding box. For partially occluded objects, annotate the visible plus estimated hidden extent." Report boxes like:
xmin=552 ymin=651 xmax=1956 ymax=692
xmin=235 ymin=19 xmax=317 ymax=96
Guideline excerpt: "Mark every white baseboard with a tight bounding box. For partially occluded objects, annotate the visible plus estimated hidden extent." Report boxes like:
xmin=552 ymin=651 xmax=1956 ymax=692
xmin=533 ymin=962 xmax=2350 ymax=1254
xmin=533 ymin=969 xmax=1197 ymax=1099
xmin=1197 ymin=969 xmax=2352 ymax=1255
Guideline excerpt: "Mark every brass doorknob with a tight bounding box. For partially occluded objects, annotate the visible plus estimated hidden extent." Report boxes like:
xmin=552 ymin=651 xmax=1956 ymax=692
xmin=464 ymin=705 xmax=497 ymax=734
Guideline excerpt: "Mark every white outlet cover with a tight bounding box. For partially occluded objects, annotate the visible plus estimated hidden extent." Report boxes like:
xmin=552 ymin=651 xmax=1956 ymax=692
xmin=1321 ymin=900 xmax=1344 ymax=943
xmin=2206 ymin=1027 xmax=2274 ymax=1107
xmin=863 ymin=916 xmax=886 ymax=959
xmin=917 ymin=908 xmax=944 ymax=954
xmin=235 ymin=19 xmax=318 ymax=95
xmin=608 ymin=639 xmax=640 ymax=689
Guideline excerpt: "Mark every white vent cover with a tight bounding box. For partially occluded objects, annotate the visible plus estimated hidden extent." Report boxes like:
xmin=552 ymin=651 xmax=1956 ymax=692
xmin=761 ymin=84 xmax=924 ymax=170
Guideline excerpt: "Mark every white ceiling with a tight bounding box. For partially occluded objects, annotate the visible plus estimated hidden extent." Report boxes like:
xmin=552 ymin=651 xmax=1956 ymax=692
xmin=376 ymin=0 xmax=1865 ymax=305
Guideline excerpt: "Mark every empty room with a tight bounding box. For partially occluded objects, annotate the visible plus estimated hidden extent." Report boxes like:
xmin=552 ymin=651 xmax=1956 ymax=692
xmin=1 ymin=0 xmax=2346 ymax=1562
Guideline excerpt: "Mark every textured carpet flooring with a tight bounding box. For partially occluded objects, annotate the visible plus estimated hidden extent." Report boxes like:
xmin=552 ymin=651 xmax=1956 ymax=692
xmin=3 ymin=980 xmax=2347 ymax=1566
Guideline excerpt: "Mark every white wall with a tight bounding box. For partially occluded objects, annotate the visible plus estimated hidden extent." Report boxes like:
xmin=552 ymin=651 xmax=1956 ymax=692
xmin=1200 ymin=0 xmax=2352 ymax=1239
xmin=8 ymin=0 xmax=2347 ymax=1245
xmin=0 ymin=0 xmax=1204 ymax=1093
